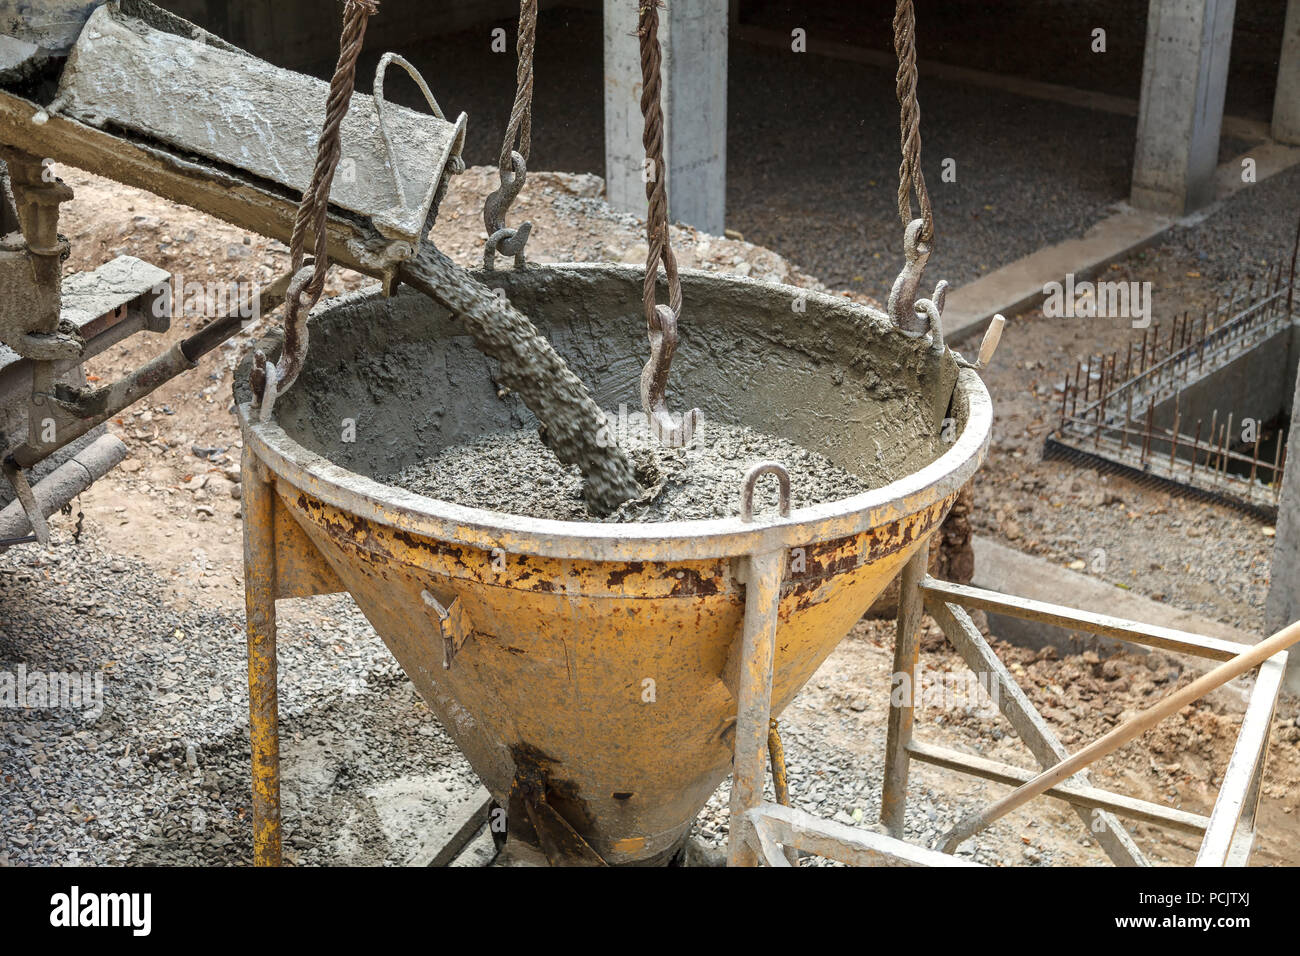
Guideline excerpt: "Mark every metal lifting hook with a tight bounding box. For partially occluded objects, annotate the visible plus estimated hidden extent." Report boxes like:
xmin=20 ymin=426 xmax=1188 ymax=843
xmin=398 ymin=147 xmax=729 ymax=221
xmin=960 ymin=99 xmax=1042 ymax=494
xmin=640 ymin=304 xmax=700 ymax=446
xmin=888 ymin=218 xmax=932 ymax=337
xmin=911 ymin=277 xmax=948 ymax=354
xmin=483 ymin=150 xmax=532 ymax=270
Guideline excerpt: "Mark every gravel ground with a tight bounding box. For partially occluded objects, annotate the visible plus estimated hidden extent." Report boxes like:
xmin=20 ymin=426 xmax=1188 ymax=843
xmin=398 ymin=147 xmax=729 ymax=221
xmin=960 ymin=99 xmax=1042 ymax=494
xmin=0 ymin=532 xmax=494 ymax=866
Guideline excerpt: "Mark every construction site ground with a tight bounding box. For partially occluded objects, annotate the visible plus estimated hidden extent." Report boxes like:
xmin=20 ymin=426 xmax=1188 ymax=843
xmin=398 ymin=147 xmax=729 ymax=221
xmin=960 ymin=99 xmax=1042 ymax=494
xmin=1 ymin=163 xmax=1297 ymax=867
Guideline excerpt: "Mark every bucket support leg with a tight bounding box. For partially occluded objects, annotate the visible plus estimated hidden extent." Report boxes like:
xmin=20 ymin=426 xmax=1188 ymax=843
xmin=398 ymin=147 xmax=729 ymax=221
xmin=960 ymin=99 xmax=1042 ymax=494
xmin=242 ymin=447 xmax=282 ymax=866
xmin=727 ymin=548 xmax=786 ymax=867
xmin=881 ymin=538 xmax=930 ymax=838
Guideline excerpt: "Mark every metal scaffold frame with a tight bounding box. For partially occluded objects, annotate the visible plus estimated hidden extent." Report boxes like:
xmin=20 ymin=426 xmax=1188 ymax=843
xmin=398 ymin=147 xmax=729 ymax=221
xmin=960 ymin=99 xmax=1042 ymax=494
xmin=727 ymin=534 xmax=1289 ymax=868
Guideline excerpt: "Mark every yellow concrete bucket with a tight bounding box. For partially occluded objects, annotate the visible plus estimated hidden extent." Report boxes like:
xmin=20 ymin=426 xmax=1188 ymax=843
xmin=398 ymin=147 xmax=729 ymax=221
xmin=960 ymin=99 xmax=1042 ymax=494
xmin=235 ymin=264 xmax=992 ymax=866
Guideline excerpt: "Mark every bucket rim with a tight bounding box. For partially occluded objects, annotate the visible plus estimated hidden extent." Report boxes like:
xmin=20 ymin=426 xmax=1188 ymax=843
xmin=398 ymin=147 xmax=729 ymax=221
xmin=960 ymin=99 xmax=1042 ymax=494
xmin=237 ymin=268 xmax=992 ymax=563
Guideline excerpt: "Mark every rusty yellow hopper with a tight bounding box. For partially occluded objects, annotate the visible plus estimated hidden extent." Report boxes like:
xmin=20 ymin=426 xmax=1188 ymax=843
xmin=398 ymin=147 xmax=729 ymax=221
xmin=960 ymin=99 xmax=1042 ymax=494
xmin=235 ymin=264 xmax=992 ymax=866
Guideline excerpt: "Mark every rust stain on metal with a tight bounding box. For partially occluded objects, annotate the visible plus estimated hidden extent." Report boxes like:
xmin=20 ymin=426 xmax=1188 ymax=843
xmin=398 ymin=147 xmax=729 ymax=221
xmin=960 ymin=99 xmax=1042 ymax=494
xmin=668 ymin=567 xmax=720 ymax=597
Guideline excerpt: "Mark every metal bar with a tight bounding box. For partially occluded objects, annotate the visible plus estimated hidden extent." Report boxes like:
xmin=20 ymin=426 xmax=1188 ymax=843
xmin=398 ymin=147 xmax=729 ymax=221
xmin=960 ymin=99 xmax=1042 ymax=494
xmin=1222 ymin=413 xmax=1234 ymax=483
xmin=924 ymin=598 xmax=1148 ymax=866
xmin=1273 ymin=430 xmax=1285 ymax=491
xmin=1169 ymin=394 xmax=1180 ymax=468
xmin=907 ymin=740 xmax=1210 ymax=835
xmin=1059 ymin=371 xmax=1070 ymax=431
xmin=1 ymin=458 xmax=51 ymax=545
xmin=1142 ymin=401 xmax=1154 ymax=465
xmin=1199 ymin=313 xmax=1208 ymax=372
xmin=1122 ymin=388 xmax=1133 ymax=452
xmin=1196 ymin=656 xmax=1287 ymax=866
xmin=1086 ymin=287 xmax=1286 ymax=420
xmin=941 ymin=628 xmax=1300 ymax=857
xmin=1191 ymin=419 xmax=1202 ymax=478
xmin=1096 ymin=358 xmax=1110 ymax=448
xmin=1208 ymin=410 xmax=1219 ymax=470
xmin=750 ymin=803 xmax=981 ymax=868
xmin=919 ymin=577 xmax=1252 ymax=660
xmin=726 ymin=547 xmax=786 ymax=867
xmin=242 ymin=448 xmax=282 ymax=867
xmin=7 ymin=276 xmax=290 ymax=471
xmin=882 ymin=540 xmax=931 ymax=838
xmin=746 ymin=814 xmax=793 ymax=867
xmin=1058 ymin=418 xmax=1273 ymax=474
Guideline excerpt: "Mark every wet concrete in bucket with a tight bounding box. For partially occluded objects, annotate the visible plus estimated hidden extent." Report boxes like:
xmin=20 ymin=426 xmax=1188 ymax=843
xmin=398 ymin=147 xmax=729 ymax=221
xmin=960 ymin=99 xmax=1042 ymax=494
xmin=396 ymin=244 xmax=643 ymax=515
xmin=383 ymin=416 xmax=884 ymax=523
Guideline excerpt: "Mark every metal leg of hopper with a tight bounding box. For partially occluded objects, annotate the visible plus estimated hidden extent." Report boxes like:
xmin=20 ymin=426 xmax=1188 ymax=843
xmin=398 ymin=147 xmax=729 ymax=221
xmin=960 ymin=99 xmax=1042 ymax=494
xmin=242 ymin=448 xmax=281 ymax=867
xmin=727 ymin=548 xmax=786 ymax=867
xmin=766 ymin=719 xmax=799 ymax=866
xmin=881 ymin=537 xmax=930 ymax=838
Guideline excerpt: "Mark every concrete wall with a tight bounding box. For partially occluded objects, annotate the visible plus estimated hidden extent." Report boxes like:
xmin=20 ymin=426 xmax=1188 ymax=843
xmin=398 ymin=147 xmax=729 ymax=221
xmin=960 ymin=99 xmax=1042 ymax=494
xmin=1268 ymin=321 xmax=1300 ymax=693
xmin=1147 ymin=325 xmax=1298 ymax=445
xmin=155 ymin=0 xmax=595 ymax=70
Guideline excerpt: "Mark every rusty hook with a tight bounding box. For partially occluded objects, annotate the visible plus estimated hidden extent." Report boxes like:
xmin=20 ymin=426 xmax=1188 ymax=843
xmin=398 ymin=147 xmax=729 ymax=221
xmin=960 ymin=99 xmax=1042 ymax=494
xmin=483 ymin=150 xmax=532 ymax=270
xmin=888 ymin=218 xmax=932 ymax=337
xmin=640 ymin=304 xmax=700 ymax=446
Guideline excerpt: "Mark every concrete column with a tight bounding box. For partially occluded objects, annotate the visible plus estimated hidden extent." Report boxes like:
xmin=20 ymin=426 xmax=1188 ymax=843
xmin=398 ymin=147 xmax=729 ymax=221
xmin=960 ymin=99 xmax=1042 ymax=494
xmin=1131 ymin=0 xmax=1236 ymax=216
xmin=603 ymin=0 xmax=727 ymax=234
xmin=1266 ymin=352 xmax=1300 ymax=693
xmin=1275 ymin=0 xmax=1300 ymax=145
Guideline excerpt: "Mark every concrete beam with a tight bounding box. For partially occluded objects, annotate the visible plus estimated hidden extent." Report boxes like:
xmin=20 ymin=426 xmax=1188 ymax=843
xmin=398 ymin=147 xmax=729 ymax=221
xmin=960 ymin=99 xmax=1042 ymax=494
xmin=603 ymin=0 xmax=727 ymax=234
xmin=1131 ymin=0 xmax=1236 ymax=216
xmin=971 ymin=536 xmax=1257 ymax=658
xmin=1275 ymin=0 xmax=1300 ymax=145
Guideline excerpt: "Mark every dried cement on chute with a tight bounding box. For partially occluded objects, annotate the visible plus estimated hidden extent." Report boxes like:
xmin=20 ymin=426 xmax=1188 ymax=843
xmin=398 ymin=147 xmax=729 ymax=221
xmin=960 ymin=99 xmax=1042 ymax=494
xmin=383 ymin=419 xmax=879 ymax=523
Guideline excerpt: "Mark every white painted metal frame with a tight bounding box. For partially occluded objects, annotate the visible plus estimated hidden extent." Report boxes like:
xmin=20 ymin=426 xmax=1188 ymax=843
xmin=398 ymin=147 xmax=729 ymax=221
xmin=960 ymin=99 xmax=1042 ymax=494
xmin=726 ymin=551 xmax=1285 ymax=867
xmin=879 ymin=573 xmax=1287 ymax=867
xmin=724 ymin=536 xmax=988 ymax=868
